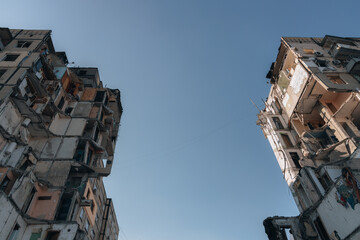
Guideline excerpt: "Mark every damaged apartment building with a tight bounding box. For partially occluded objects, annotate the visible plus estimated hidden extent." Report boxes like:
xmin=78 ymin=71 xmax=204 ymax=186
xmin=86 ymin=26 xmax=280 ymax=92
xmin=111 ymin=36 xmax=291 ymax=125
xmin=258 ymin=36 xmax=360 ymax=240
xmin=0 ymin=28 xmax=122 ymax=239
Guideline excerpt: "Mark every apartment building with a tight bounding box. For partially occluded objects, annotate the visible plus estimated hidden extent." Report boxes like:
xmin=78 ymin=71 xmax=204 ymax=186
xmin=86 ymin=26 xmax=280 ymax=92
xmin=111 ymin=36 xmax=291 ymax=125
xmin=258 ymin=36 xmax=360 ymax=240
xmin=0 ymin=28 xmax=122 ymax=240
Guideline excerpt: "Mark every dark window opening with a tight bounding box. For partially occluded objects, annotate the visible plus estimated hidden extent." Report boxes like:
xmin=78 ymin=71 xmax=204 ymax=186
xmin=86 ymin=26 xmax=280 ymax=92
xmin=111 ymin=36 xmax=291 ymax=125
xmin=66 ymin=177 xmax=82 ymax=188
xmin=86 ymin=149 xmax=93 ymax=165
xmin=56 ymin=194 xmax=73 ymax=221
xmin=314 ymin=217 xmax=330 ymax=240
xmin=45 ymin=231 xmax=60 ymax=240
xmin=0 ymin=69 xmax=6 ymax=78
xmin=3 ymin=54 xmax=19 ymax=62
xmin=78 ymin=70 xmax=87 ymax=76
xmin=272 ymin=117 xmax=284 ymax=129
xmin=326 ymin=102 xmax=337 ymax=113
xmin=94 ymin=91 xmax=105 ymax=102
xmin=57 ymin=97 xmax=65 ymax=110
xmin=8 ymin=224 xmax=20 ymax=240
xmin=91 ymin=201 xmax=95 ymax=212
xmin=281 ymin=134 xmax=293 ymax=148
xmin=23 ymin=188 xmax=36 ymax=214
xmin=289 ymin=152 xmax=301 ymax=168
xmin=318 ymin=173 xmax=332 ymax=192
xmin=17 ymin=41 xmax=32 ymax=48
xmin=65 ymin=107 xmax=73 ymax=115
xmin=38 ymin=196 xmax=52 ymax=200
xmin=315 ymin=58 xmax=328 ymax=67
xmin=94 ymin=127 xmax=99 ymax=142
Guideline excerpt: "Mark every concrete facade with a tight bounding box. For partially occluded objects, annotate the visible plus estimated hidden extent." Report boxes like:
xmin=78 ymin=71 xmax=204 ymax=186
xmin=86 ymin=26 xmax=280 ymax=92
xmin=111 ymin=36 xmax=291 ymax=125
xmin=0 ymin=28 xmax=122 ymax=240
xmin=258 ymin=36 xmax=360 ymax=240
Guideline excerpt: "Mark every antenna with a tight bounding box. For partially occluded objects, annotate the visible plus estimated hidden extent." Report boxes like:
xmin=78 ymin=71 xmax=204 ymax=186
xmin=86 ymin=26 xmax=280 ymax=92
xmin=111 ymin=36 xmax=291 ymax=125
xmin=250 ymin=98 xmax=261 ymax=112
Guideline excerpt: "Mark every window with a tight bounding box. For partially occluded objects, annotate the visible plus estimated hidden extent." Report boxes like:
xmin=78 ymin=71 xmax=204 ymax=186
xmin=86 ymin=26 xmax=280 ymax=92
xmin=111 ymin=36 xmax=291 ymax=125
xmin=17 ymin=41 xmax=32 ymax=48
xmin=45 ymin=231 xmax=60 ymax=240
xmin=38 ymin=196 xmax=52 ymax=200
xmin=23 ymin=188 xmax=36 ymax=214
xmin=86 ymin=149 xmax=93 ymax=165
xmin=65 ymin=107 xmax=73 ymax=115
xmin=289 ymin=152 xmax=301 ymax=168
xmin=296 ymin=184 xmax=311 ymax=210
xmin=94 ymin=127 xmax=99 ymax=142
xmin=315 ymin=58 xmax=328 ymax=67
xmin=94 ymin=91 xmax=105 ymax=102
xmin=326 ymin=102 xmax=337 ymax=114
xmin=78 ymin=70 xmax=87 ymax=76
xmin=84 ymin=219 xmax=90 ymax=232
xmin=80 ymin=208 xmax=84 ymax=220
xmin=7 ymin=224 xmax=19 ymax=240
xmin=1 ymin=176 xmax=9 ymax=190
xmin=280 ymin=133 xmax=293 ymax=148
xmin=3 ymin=54 xmax=19 ymax=62
xmin=318 ymin=173 xmax=332 ymax=192
xmin=57 ymin=97 xmax=65 ymax=110
xmin=56 ymin=193 xmax=73 ymax=221
xmin=314 ymin=217 xmax=330 ymax=240
xmin=0 ymin=69 xmax=6 ymax=78
xmin=272 ymin=117 xmax=284 ymax=129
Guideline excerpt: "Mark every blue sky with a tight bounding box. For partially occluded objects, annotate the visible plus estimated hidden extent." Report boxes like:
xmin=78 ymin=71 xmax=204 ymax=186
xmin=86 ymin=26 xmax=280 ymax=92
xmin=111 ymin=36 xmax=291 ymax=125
xmin=2 ymin=1 xmax=360 ymax=239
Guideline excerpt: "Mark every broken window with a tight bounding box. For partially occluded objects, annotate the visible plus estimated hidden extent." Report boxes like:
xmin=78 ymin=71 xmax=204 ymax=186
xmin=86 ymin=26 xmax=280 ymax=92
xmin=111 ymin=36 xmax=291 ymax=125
xmin=272 ymin=117 xmax=284 ymax=129
xmin=3 ymin=54 xmax=19 ymax=62
xmin=0 ymin=69 xmax=6 ymax=78
xmin=280 ymin=133 xmax=293 ymax=148
xmin=314 ymin=217 xmax=330 ymax=240
xmin=45 ymin=231 xmax=60 ymax=240
xmin=17 ymin=41 xmax=32 ymax=48
xmin=7 ymin=224 xmax=20 ymax=240
xmin=289 ymin=152 xmax=301 ymax=168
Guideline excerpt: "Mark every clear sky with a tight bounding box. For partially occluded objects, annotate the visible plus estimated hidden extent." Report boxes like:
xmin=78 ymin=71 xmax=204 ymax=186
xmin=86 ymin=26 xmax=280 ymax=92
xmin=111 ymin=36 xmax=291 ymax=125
xmin=2 ymin=1 xmax=360 ymax=239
